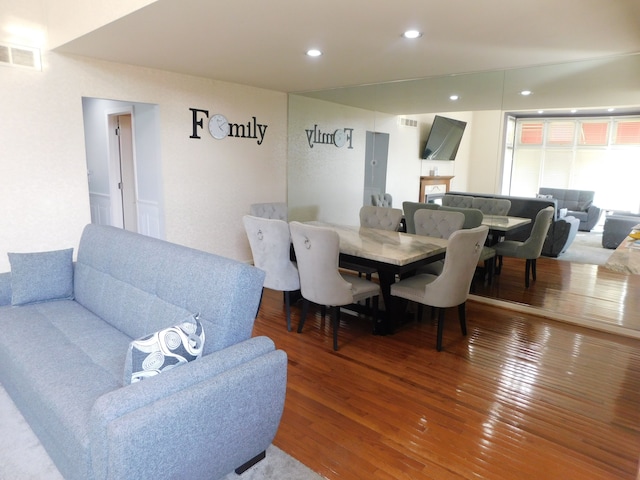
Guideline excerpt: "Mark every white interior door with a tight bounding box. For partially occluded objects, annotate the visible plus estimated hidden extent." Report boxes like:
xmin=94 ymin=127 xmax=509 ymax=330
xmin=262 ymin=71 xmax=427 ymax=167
xmin=108 ymin=112 xmax=138 ymax=232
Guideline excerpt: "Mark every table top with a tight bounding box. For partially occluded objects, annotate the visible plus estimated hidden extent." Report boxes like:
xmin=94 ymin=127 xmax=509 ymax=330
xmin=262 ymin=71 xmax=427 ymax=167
xmin=308 ymin=222 xmax=447 ymax=267
xmin=482 ymin=215 xmax=531 ymax=232
xmin=604 ymin=227 xmax=640 ymax=275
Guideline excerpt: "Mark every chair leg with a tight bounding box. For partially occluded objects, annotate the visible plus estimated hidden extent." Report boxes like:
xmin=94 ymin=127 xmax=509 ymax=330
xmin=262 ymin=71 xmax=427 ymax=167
xmin=331 ymin=306 xmax=340 ymax=351
xmin=297 ymin=298 xmax=309 ymax=333
xmin=458 ymin=302 xmax=467 ymax=336
xmin=436 ymin=308 xmax=446 ymax=352
xmin=416 ymin=304 xmax=424 ymax=322
xmin=284 ymin=291 xmax=292 ymax=332
xmin=371 ymin=296 xmax=380 ymax=334
xmin=496 ymin=255 xmax=503 ymax=275
xmin=531 ymin=258 xmax=537 ymax=281
xmin=525 ymin=259 xmax=531 ymax=288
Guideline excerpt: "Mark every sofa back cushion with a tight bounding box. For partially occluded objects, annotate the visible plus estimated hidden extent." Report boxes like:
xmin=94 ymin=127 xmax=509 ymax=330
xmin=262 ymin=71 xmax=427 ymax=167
xmin=539 ymin=188 xmax=594 ymax=212
xmin=73 ymin=225 xmax=265 ymax=355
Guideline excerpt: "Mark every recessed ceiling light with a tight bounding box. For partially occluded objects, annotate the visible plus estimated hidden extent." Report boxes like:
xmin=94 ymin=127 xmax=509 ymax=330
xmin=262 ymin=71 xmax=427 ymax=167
xmin=607 ymin=107 xmax=615 ymax=112
xmin=571 ymin=109 xmax=578 ymax=113
xmin=306 ymin=49 xmax=322 ymax=57
xmin=520 ymin=90 xmax=532 ymax=96
xmin=449 ymin=95 xmax=459 ymax=101
xmin=403 ymin=30 xmax=422 ymax=39
xmin=538 ymin=110 xmax=544 ymax=114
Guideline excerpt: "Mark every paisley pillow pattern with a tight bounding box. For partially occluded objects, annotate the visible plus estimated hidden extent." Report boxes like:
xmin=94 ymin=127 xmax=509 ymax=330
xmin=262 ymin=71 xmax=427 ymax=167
xmin=124 ymin=314 xmax=205 ymax=385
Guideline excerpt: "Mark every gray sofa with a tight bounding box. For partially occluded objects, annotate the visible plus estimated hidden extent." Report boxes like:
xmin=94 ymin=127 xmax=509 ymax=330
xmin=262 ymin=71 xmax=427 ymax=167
xmin=447 ymin=192 xmax=580 ymax=257
xmin=538 ymin=187 xmax=602 ymax=231
xmin=0 ymin=224 xmax=287 ymax=480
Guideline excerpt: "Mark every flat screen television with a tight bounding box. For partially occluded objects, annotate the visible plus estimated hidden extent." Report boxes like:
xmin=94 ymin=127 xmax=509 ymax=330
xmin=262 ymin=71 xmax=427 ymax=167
xmin=421 ymin=115 xmax=467 ymax=160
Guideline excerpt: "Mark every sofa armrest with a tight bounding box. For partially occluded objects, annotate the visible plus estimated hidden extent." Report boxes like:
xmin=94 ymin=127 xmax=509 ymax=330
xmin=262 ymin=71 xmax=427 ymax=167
xmin=580 ymin=205 xmax=602 ymax=231
xmin=89 ymin=336 xmax=287 ymax=480
xmin=0 ymin=272 xmax=11 ymax=306
xmin=543 ymin=216 xmax=580 ymax=257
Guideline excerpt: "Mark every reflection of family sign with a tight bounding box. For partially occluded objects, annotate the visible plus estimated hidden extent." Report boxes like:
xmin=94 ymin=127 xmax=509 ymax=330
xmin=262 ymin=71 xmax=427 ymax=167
xmin=305 ymin=125 xmax=354 ymax=149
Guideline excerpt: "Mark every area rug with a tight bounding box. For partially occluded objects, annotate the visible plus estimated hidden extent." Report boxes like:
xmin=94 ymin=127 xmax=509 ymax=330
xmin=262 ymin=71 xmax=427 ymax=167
xmin=555 ymin=231 xmax=613 ymax=265
xmin=0 ymin=385 xmax=324 ymax=480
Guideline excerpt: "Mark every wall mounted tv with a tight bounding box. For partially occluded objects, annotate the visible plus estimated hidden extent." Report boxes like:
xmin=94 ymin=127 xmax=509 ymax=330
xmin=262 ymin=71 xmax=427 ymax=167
xmin=421 ymin=115 xmax=467 ymax=160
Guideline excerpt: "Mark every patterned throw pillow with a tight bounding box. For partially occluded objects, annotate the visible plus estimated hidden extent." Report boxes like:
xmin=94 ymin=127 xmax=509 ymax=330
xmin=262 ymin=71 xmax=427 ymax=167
xmin=123 ymin=314 xmax=205 ymax=385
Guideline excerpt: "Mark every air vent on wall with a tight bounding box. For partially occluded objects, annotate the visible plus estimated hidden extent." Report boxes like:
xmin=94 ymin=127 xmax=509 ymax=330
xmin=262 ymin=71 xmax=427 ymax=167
xmin=0 ymin=43 xmax=41 ymax=70
xmin=399 ymin=117 xmax=418 ymax=127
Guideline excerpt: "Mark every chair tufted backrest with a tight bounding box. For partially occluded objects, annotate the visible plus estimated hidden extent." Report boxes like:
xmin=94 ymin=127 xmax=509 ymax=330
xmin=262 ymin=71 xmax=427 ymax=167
xmin=289 ymin=222 xmax=354 ymax=307
xmin=359 ymin=206 xmax=403 ymax=231
xmin=439 ymin=206 xmax=484 ymax=229
xmin=517 ymin=206 xmax=555 ymax=258
xmin=442 ymin=194 xmax=474 ymax=209
xmin=402 ymin=201 xmax=440 ymax=234
xmin=472 ymin=197 xmax=511 ymax=216
xmin=371 ymin=193 xmax=393 ymax=207
xmin=250 ymin=202 xmax=288 ymax=221
xmin=242 ymin=215 xmax=300 ymax=292
xmin=414 ymin=209 xmax=465 ymax=239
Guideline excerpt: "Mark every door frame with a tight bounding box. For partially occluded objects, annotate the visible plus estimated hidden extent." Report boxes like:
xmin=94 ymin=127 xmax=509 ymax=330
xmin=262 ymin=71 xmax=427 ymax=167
xmin=106 ymin=107 xmax=139 ymax=231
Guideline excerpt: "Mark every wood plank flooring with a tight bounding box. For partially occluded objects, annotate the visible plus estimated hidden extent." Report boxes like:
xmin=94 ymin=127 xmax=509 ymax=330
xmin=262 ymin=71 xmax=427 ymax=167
xmin=252 ymin=258 xmax=640 ymax=480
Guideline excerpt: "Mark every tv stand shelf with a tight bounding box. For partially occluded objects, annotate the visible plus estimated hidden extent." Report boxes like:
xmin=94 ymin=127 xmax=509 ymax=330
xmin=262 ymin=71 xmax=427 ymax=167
xmin=419 ymin=176 xmax=454 ymax=202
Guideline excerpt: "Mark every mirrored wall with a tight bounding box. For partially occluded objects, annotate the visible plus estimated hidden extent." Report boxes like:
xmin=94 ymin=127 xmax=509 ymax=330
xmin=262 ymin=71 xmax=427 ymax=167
xmin=287 ymin=52 xmax=640 ymax=316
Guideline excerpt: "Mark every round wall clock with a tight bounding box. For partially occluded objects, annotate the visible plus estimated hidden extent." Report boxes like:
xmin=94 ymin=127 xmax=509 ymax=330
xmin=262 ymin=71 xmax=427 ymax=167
xmin=333 ymin=129 xmax=346 ymax=147
xmin=208 ymin=114 xmax=229 ymax=139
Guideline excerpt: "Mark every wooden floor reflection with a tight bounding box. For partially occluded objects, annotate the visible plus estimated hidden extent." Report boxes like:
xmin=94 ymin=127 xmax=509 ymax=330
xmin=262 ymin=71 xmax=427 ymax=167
xmin=471 ymin=256 xmax=640 ymax=337
xmin=253 ymin=270 xmax=640 ymax=479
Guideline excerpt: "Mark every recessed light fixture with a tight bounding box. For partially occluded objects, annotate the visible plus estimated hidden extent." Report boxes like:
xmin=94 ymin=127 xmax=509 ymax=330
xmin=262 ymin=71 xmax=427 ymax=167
xmin=449 ymin=95 xmax=459 ymax=101
xmin=306 ymin=49 xmax=322 ymax=57
xmin=571 ymin=109 xmax=578 ymax=113
xmin=403 ymin=30 xmax=422 ymax=39
xmin=538 ymin=110 xmax=544 ymax=114
xmin=607 ymin=107 xmax=615 ymax=112
xmin=520 ymin=90 xmax=532 ymax=96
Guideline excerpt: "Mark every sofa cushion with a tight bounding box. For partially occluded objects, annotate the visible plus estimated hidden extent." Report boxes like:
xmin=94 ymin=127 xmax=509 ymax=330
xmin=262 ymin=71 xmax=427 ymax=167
xmin=7 ymin=248 xmax=74 ymax=306
xmin=124 ymin=313 xmax=205 ymax=385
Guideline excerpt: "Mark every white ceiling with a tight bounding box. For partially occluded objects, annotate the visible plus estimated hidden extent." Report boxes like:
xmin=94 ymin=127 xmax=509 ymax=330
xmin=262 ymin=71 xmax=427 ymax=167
xmin=55 ymin=0 xmax=640 ymax=95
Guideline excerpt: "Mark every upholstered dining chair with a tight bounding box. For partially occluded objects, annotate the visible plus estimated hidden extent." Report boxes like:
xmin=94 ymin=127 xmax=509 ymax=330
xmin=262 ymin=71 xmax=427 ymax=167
xmin=371 ymin=193 xmax=393 ymax=207
xmin=390 ymin=226 xmax=489 ymax=351
xmin=413 ymin=209 xmax=465 ymax=276
xmin=441 ymin=194 xmax=474 ymax=208
xmin=472 ymin=197 xmax=512 ymax=216
xmin=243 ymin=215 xmax=300 ymax=331
xmin=494 ymin=206 xmax=554 ymax=288
xmin=359 ymin=205 xmax=403 ymax=231
xmin=289 ymin=221 xmax=380 ymax=351
xmin=250 ymin=202 xmax=288 ymax=221
xmin=401 ymin=201 xmax=439 ymax=234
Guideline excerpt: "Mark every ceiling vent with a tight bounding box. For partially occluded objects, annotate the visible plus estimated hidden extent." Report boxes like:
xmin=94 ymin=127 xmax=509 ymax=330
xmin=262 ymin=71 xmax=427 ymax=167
xmin=0 ymin=43 xmax=41 ymax=70
xmin=399 ymin=117 xmax=418 ymax=127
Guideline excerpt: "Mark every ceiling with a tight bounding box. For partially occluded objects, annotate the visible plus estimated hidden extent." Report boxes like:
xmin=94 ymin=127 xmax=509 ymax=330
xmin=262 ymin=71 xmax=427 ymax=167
xmin=55 ymin=0 xmax=640 ymax=97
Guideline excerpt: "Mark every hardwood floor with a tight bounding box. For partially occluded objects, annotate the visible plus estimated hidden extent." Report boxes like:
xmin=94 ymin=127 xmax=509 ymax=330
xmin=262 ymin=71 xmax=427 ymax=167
xmin=252 ymin=259 xmax=640 ymax=480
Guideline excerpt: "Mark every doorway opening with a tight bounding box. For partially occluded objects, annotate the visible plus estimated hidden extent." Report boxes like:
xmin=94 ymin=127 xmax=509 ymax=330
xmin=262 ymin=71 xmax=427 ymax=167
xmin=363 ymin=131 xmax=390 ymax=206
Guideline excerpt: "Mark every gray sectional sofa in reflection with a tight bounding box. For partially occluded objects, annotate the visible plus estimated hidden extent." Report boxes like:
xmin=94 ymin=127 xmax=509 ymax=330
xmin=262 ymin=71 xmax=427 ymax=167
xmin=602 ymin=212 xmax=640 ymax=249
xmin=538 ymin=187 xmax=602 ymax=231
xmin=0 ymin=224 xmax=287 ymax=480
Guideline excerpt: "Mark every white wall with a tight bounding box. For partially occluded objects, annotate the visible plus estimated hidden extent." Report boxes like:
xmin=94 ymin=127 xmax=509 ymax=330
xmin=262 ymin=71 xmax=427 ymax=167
xmin=0 ymin=51 xmax=287 ymax=272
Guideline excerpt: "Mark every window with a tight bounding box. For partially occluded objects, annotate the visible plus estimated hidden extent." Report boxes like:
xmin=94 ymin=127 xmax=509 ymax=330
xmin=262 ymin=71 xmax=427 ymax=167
xmin=579 ymin=121 xmax=609 ymax=145
xmin=547 ymin=121 xmax=575 ymax=145
xmin=614 ymin=120 xmax=640 ymax=144
xmin=518 ymin=122 xmax=543 ymax=145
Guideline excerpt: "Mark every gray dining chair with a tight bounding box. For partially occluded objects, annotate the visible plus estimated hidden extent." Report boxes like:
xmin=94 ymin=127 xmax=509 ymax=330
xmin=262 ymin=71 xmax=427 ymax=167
xmin=359 ymin=205 xmax=403 ymax=231
xmin=243 ymin=215 xmax=300 ymax=331
xmin=371 ymin=193 xmax=393 ymax=207
xmin=250 ymin=202 xmax=288 ymax=221
xmin=472 ymin=197 xmax=512 ymax=216
xmin=390 ymin=225 xmax=489 ymax=351
xmin=402 ymin=201 xmax=440 ymax=234
xmin=289 ymin=221 xmax=380 ymax=350
xmin=441 ymin=194 xmax=474 ymax=208
xmin=413 ymin=209 xmax=465 ymax=276
xmin=494 ymin=206 xmax=554 ymax=288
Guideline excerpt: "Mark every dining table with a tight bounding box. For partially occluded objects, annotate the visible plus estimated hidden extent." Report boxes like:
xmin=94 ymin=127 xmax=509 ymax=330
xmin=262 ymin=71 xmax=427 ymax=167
xmin=308 ymin=221 xmax=448 ymax=333
xmin=481 ymin=214 xmax=531 ymax=245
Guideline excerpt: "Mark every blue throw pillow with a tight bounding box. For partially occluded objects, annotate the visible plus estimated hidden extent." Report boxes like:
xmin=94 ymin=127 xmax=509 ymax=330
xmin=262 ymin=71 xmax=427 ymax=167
xmin=123 ymin=314 xmax=205 ymax=385
xmin=8 ymin=248 xmax=74 ymax=306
